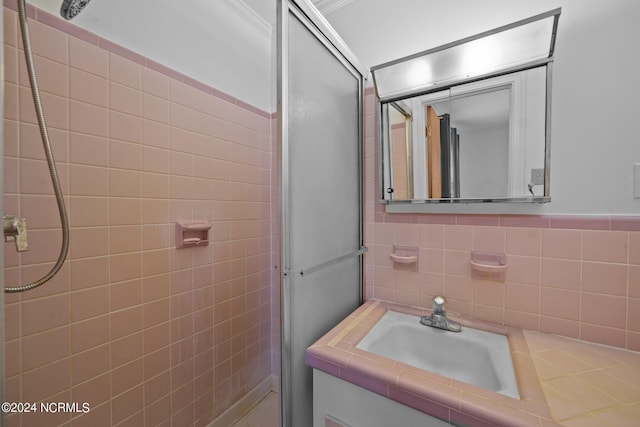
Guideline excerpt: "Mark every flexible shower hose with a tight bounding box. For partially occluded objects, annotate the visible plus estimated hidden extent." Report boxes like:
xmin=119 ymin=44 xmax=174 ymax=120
xmin=5 ymin=0 xmax=70 ymax=292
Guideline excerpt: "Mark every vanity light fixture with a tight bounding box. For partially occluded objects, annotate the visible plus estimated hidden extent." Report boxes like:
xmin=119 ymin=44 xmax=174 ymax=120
xmin=371 ymin=8 xmax=561 ymax=102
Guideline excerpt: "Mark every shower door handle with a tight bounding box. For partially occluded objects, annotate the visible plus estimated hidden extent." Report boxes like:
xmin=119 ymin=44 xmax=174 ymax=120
xmin=3 ymin=215 xmax=28 ymax=252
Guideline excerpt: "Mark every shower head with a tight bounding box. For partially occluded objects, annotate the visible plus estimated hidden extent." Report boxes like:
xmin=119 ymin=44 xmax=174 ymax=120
xmin=60 ymin=0 xmax=93 ymax=20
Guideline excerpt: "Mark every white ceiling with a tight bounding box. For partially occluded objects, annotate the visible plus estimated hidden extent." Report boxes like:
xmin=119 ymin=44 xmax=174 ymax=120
xmin=241 ymin=0 xmax=354 ymax=25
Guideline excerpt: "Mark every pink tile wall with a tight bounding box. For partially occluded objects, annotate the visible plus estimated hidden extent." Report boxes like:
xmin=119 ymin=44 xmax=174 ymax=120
xmin=3 ymin=3 xmax=274 ymax=426
xmin=363 ymin=88 xmax=640 ymax=352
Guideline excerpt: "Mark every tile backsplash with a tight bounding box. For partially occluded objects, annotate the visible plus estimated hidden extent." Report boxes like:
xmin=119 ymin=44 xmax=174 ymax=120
xmin=363 ymin=88 xmax=640 ymax=352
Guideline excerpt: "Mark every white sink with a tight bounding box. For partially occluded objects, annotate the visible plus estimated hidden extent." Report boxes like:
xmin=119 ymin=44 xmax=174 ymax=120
xmin=356 ymin=310 xmax=520 ymax=399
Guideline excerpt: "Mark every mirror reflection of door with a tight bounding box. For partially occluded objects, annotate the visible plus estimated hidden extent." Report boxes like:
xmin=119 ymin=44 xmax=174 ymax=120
xmin=381 ymin=66 xmax=547 ymax=202
xmin=389 ymin=103 xmax=413 ymax=199
xmin=439 ymin=113 xmax=461 ymax=198
xmin=426 ymin=107 xmax=460 ymax=199
xmin=451 ymin=86 xmax=510 ymax=199
xmin=426 ymin=105 xmax=441 ymax=199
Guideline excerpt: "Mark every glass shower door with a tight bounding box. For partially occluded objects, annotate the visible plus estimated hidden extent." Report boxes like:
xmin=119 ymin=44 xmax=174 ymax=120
xmin=278 ymin=1 xmax=366 ymax=426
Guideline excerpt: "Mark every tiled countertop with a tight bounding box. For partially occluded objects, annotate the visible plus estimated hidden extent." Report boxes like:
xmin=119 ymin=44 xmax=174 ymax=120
xmin=525 ymin=331 xmax=640 ymax=426
xmin=306 ymin=300 xmax=640 ymax=427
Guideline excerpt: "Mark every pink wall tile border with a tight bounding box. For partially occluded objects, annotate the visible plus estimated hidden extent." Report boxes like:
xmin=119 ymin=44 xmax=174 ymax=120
xmin=548 ymin=215 xmax=611 ymax=230
xmin=3 ymin=0 xmax=273 ymax=119
xmin=377 ymin=212 xmax=640 ymax=232
xmin=611 ymin=216 xmax=640 ymax=232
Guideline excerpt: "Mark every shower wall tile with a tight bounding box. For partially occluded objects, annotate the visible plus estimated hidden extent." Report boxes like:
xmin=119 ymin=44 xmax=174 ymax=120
xmin=169 ymin=101 xmax=193 ymax=130
xmin=70 ymin=286 xmax=109 ymax=322
xmin=19 ymin=195 xmax=57 ymax=228
xmin=109 ymin=53 xmax=142 ymax=89
xmin=109 ymin=197 xmax=141 ymax=224
xmin=69 ymin=100 xmax=108 ymax=136
xmin=143 ymin=92 xmax=170 ymax=123
xmin=110 ymin=110 xmax=142 ymax=143
xmin=21 ymin=263 xmax=69 ymax=300
xmin=630 ymin=233 xmax=640 ymax=264
xmin=20 ymin=123 xmax=68 ymax=161
xmin=143 ymin=67 xmax=170 ymax=99
xmin=169 ymin=79 xmax=195 ymax=109
xmin=3 ymin=118 xmax=19 ymax=158
xmin=110 ymin=225 xmax=142 ymax=254
xmin=20 ymin=158 xmax=67 ymax=194
xmin=18 ymin=55 xmax=68 ymax=97
xmin=69 ymin=164 xmax=109 ymax=196
xmin=21 ymin=326 xmax=69 ymax=371
xmin=28 ymin=19 xmax=68 ymax=64
xmin=110 ymin=81 xmax=142 ymax=116
xmin=3 ymin=4 xmax=274 ymax=427
xmin=110 ymin=140 xmax=142 ymax=171
xmin=19 ymin=87 xmax=69 ymax=129
xmin=69 ymin=132 xmax=109 ymax=166
xmin=70 ymin=226 xmax=109 ymax=258
xmin=3 ymin=7 xmax=17 ymax=47
xmin=363 ymin=89 xmax=640 ymax=352
xmin=21 ymin=293 xmax=69 ymax=335
xmin=111 ymin=279 xmax=143 ymax=310
xmin=4 ymin=82 xmax=18 ymax=121
xmin=69 ymin=36 xmax=107 ymax=77
xmin=70 ymin=257 xmax=109 ymax=290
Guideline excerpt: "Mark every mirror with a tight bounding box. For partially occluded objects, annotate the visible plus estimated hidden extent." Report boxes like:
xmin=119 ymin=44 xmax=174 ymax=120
xmin=386 ymin=101 xmax=414 ymax=199
xmin=372 ymin=8 xmax=560 ymax=204
xmin=381 ymin=66 xmax=549 ymax=203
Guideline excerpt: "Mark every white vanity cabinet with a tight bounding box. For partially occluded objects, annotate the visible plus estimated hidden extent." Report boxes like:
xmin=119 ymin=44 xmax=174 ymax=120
xmin=313 ymin=370 xmax=451 ymax=427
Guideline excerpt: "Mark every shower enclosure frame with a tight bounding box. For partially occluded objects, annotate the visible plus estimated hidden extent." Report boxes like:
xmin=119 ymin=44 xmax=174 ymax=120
xmin=0 ymin=4 xmax=5 ymax=416
xmin=277 ymin=0 xmax=367 ymax=425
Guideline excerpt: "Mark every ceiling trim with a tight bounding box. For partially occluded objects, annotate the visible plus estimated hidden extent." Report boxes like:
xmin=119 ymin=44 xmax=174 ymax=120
xmin=314 ymin=0 xmax=355 ymax=14
xmin=222 ymin=0 xmax=272 ymax=37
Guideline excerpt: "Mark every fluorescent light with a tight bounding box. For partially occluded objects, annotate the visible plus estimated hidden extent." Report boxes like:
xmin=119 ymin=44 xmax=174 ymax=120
xmin=372 ymin=9 xmax=560 ymax=102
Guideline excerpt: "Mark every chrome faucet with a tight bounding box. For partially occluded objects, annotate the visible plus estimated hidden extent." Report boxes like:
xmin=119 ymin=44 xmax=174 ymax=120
xmin=420 ymin=295 xmax=461 ymax=332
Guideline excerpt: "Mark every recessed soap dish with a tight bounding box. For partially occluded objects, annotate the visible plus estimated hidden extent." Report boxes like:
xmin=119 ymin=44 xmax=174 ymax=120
xmin=176 ymin=221 xmax=211 ymax=249
xmin=390 ymin=245 xmax=419 ymax=271
xmin=470 ymin=251 xmax=507 ymax=281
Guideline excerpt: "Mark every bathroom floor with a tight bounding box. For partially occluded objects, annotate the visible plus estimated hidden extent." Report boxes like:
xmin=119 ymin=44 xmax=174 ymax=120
xmin=231 ymin=392 xmax=281 ymax=427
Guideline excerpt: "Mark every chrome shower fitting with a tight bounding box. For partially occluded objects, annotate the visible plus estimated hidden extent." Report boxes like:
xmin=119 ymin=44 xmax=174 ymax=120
xmin=3 ymin=215 xmax=28 ymax=252
xmin=60 ymin=0 xmax=93 ymax=20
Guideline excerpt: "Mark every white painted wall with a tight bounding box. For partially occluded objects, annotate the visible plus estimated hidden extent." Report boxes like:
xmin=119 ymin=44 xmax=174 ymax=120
xmin=25 ymin=0 xmax=640 ymax=213
xmin=324 ymin=0 xmax=640 ymax=214
xmin=28 ymin=0 xmax=273 ymax=112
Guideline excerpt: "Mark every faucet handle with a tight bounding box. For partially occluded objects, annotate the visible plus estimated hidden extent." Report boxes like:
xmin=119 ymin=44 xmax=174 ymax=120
xmin=3 ymin=215 xmax=28 ymax=252
xmin=432 ymin=295 xmax=446 ymax=314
